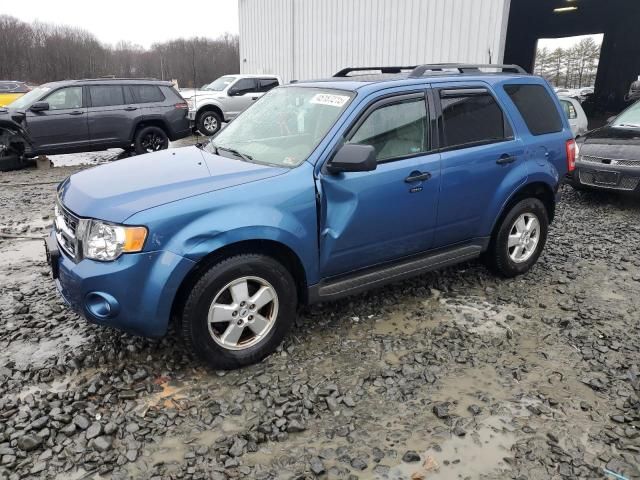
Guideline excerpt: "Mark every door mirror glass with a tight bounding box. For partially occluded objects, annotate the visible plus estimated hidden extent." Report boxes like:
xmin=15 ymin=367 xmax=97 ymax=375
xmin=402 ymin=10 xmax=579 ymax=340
xmin=327 ymin=144 xmax=377 ymax=174
xmin=30 ymin=101 xmax=49 ymax=112
xmin=228 ymin=88 xmax=240 ymax=97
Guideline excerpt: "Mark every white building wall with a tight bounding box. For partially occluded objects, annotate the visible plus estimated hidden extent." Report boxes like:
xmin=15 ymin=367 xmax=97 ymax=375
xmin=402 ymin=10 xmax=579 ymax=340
xmin=239 ymin=0 xmax=511 ymax=83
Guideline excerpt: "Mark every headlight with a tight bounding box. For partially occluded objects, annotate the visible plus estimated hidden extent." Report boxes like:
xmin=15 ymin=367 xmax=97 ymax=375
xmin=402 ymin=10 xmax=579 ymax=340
xmin=83 ymin=220 xmax=147 ymax=261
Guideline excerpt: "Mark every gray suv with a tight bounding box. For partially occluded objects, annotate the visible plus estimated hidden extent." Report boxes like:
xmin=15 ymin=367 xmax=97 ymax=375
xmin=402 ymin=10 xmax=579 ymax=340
xmin=0 ymin=78 xmax=190 ymax=159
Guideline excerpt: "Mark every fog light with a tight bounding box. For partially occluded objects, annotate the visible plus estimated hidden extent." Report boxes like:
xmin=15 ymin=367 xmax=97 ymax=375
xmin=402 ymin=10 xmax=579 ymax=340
xmin=85 ymin=292 xmax=120 ymax=319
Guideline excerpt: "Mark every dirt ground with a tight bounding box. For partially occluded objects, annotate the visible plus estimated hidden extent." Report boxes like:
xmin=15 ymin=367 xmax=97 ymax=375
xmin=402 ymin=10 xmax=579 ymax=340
xmin=0 ymin=142 xmax=639 ymax=480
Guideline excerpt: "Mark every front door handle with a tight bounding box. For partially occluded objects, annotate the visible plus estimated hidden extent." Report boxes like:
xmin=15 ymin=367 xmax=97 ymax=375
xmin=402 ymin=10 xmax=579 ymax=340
xmin=69 ymin=110 xmax=84 ymax=116
xmin=124 ymin=106 xmax=137 ymax=111
xmin=496 ymin=154 xmax=517 ymax=165
xmin=405 ymin=171 xmax=432 ymax=183
xmin=251 ymin=96 xmax=259 ymax=100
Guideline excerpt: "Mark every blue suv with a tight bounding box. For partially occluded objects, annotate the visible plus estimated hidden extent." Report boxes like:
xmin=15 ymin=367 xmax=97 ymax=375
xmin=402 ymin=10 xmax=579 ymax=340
xmin=46 ymin=64 xmax=575 ymax=368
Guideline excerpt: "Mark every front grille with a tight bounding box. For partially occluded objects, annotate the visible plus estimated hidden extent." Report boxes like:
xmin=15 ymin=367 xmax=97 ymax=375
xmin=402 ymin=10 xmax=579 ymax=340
xmin=54 ymin=202 xmax=80 ymax=259
xmin=581 ymin=155 xmax=640 ymax=168
xmin=579 ymin=170 xmax=640 ymax=191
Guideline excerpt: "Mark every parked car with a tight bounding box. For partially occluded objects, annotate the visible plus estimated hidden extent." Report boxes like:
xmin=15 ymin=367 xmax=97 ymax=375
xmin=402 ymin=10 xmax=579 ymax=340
xmin=47 ymin=64 xmax=574 ymax=368
xmin=558 ymin=95 xmax=588 ymax=137
xmin=181 ymin=74 xmax=281 ymax=135
xmin=0 ymin=81 xmax=30 ymax=107
xmin=567 ymin=98 xmax=640 ymax=193
xmin=0 ymin=78 xmax=190 ymax=163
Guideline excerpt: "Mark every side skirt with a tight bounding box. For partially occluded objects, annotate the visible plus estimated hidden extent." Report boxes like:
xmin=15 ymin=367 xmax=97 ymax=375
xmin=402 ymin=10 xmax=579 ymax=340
xmin=308 ymin=238 xmax=489 ymax=304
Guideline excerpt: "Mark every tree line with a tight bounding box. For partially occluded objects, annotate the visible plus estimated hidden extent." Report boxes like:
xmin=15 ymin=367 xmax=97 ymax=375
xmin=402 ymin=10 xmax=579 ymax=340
xmin=0 ymin=15 xmax=239 ymax=87
xmin=534 ymin=37 xmax=601 ymax=89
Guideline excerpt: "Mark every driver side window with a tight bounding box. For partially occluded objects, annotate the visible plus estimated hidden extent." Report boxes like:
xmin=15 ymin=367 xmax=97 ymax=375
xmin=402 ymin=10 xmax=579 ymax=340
xmin=45 ymin=87 xmax=83 ymax=110
xmin=347 ymin=97 xmax=428 ymax=162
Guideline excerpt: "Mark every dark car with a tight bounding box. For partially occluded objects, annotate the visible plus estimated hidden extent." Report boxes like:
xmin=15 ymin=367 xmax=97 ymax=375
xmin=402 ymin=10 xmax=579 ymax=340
xmin=568 ymin=99 xmax=640 ymax=193
xmin=0 ymin=78 xmax=190 ymax=163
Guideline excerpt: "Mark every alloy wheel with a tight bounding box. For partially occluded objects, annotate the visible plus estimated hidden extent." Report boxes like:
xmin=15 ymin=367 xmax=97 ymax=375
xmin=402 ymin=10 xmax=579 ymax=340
xmin=507 ymin=213 xmax=540 ymax=263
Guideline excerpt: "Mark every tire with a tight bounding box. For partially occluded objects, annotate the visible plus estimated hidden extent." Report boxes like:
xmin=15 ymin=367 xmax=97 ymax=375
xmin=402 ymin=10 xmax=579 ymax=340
xmin=196 ymin=110 xmax=222 ymax=136
xmin=133 ymin=126 xmax=169 ymax=154
xmin=0 ymin=151 xmax=26 ymax=172
xmin=485 ymin=198 xmax=549 ymax=278
xmin=181 ymin=254 xmax=297 ymax=369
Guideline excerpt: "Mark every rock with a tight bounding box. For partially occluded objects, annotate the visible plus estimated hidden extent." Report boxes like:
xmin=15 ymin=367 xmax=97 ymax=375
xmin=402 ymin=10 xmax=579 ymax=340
xmin=432 ymin=402 xmax=450 ymax=419
xmin=17 ymin=434 xmax=42 ymax=452
xmin=402 ymin=451 xmax=421 ymax=462
xmin=468 ymin=404 xmax=482 ymax=416
xmin=350 ymin=457 xmax=368 ymax=470
xmin=228 ymin=438 xmax=247 ymax=457
xmin=86 ymin=422 xmax=103 ymax=439
xmin=287 ymin=420 xmax=306 ymax=433
xmin=73 ymin=414 xmax=90 ymax=430
xmin=310 ymin=457 xmax=326 ymax=475
xmin=93 ymin=435 xmax=113 ymax=452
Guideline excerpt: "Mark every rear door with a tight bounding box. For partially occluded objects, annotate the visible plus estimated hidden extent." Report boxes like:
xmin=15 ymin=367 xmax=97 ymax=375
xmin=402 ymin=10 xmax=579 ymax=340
xmin=433 ymin=83 xmax=525 ymax=247
xmin=87 ymin=84 xmax=135 ymax=147
xmin=318 ymin=90 xmax=441 ymax=277
xmin=26 ymin=85 xmax=90 ymax=153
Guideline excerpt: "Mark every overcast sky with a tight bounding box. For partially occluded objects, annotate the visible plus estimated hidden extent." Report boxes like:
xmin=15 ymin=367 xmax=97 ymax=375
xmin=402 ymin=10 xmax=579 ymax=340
xmin=1 ymin=0 xmax=239 ymax=48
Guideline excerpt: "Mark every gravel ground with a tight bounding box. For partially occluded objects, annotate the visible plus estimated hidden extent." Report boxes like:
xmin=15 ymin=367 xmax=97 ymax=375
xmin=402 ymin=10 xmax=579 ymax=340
xmin=0 ymin=145 xmax=639 ymax=480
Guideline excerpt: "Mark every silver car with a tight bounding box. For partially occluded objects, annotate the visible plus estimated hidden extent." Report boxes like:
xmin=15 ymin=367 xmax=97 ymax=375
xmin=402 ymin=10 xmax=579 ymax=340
xmin=558 ymin=95 xmax=588 ymax=138
xmin=181 ymin=74 xmax=281 ymax=135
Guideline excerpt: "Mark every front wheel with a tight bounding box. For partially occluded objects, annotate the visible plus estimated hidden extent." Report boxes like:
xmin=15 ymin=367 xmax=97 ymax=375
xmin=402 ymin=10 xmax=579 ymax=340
xmin=181 ymin=254 xmax=297 ymax=369
xmin=196 ymin=111 xmax=222 ymax=136
xmin=485 ymin=198 xmax=549 ymax=277
xmin=134 ymin=126 xmax=169 ymax=154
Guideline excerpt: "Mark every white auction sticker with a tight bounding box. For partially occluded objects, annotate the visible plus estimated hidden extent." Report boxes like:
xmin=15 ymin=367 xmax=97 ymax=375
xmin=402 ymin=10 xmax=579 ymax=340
xmin=310 ymin=93 xmax=350 ymax=107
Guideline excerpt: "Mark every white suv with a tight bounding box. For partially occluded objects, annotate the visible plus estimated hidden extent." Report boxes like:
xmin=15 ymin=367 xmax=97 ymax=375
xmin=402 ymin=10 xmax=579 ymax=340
xmin=181 ymin=74 xmax=281 ymax=135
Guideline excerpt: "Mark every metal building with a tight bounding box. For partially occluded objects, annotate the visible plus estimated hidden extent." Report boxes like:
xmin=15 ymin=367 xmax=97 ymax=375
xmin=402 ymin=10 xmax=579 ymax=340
xmin=238 ymin=0 xmax=640 ymax=111
xmin=239 ymin=0 xmax=510 ymax=83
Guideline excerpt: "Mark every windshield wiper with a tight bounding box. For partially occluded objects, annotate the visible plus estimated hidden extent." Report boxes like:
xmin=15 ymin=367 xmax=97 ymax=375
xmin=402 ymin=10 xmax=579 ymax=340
xmin=216 ymin=145 xmax=255 ymax=163
xmin=615 ymin=123 xmax=640 ymax=128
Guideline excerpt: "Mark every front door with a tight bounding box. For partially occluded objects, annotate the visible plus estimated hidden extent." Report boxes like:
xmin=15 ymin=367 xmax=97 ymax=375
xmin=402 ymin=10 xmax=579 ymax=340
xmin=26 ymin=86 xmax=90 ymax=153
xmin=433 ymin=84 xmax=525 ymax=248
xmin=225 ymin=78 xmax=260 ymax=119
xmin=318 ymin=91 xmax=441 ymax=278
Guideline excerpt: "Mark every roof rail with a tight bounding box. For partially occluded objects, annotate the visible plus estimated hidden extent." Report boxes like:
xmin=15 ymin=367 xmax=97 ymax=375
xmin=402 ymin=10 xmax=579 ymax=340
xmin=409 ymin=63 xmax=527 ymax=77
xmin=334 ymin=66 xmax=417 ymax=77
xmin=78 ymin=77 xmax=162 ymax=82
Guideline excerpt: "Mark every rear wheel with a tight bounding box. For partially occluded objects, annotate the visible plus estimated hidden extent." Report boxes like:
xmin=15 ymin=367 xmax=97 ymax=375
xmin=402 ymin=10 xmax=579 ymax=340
xmin=196 ymin=110 xmax=222 ymax=136
xmin=134 ymin=126 xmax=168 ymax=154
xmin=181 ymin=254 xmax=297 ymax=369
xmin=486 ymin=198 xmax=549 ymax=277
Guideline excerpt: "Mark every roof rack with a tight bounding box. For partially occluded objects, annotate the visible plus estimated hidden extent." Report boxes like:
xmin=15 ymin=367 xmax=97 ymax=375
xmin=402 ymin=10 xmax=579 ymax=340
xmin=78 ymin=77 xmax=162 ymax=82
xmin=334 ymin=66 xmax=417 ymax=77
xmin=409 ymin=63 xmax=527 ymax=77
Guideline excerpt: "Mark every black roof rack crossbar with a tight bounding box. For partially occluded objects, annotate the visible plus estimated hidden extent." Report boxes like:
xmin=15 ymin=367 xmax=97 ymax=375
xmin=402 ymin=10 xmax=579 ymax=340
xmin=409 ymin=63 xmax=527 ymax=78
xmin=334 ymin=66 xmax=417 ymax=77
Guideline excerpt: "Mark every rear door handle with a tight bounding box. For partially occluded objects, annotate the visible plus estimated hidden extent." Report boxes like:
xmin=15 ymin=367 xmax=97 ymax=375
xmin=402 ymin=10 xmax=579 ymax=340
xmin=69 ymin=110 xmax=84 ymax=116
xmin=405 ymin=171 xmax=432 ymax=183
xmin=496 ymin=154 xmax=517 ymax=165
xmin=124 ymin=106 xmax=137 ymax=111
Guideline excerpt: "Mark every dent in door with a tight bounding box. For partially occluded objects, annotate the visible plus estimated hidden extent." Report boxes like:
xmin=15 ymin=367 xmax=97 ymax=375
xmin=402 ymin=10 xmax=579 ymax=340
xmin=317 ymin=177 xmax=359 ymax=270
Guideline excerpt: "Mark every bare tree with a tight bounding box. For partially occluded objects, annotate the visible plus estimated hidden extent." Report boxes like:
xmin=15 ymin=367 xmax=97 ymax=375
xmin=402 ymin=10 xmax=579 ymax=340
xmin=534 ymin=39 xmax=601 ymax=89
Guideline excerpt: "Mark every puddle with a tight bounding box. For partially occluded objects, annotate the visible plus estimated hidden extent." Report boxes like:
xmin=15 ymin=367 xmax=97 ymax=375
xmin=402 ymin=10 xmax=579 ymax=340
xmin=0 ymin=331 xmax=87 ymax=368
xmin=386 ymin=416 xmax=515 ymax=480
xmin=0 ymin=239 xmax=45 ymax=265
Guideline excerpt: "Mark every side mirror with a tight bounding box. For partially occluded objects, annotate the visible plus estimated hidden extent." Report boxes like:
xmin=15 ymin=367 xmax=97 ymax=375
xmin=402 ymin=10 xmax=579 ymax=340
xmin=607 ymin=116 xmax=616 ymax=124
xmin=228 ymin=88 xmax=241 ymax=97
xmin=30 ymin=102 xmax=49 ymax=112
xmin=327 ymin=144 xmax=377 ymax=174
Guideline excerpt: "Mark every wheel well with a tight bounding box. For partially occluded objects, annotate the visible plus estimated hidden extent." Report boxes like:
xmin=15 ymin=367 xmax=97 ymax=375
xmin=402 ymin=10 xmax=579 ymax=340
xmin=197 ymin=105 xmax=223 ymax=121
xmin=492 ymin=182 xmax=556 ymax=236
xmin=170 ymin=240 xmax=308 ymax=323
xmin=133 ymin=119 xmax=168 ymax=140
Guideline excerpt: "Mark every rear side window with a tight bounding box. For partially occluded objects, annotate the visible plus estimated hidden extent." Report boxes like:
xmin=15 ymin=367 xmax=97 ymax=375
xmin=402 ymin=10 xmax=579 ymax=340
xmin=504 ymin=84 xmax=563 ymax=135
xmin=258 ymin=78 xmax=279 ymax=92
xmin=89 ymin=85 xmax=124 ymax=107
xmin=348 ymin=97 xmax=428 ymax=162
xmin=440 ymin=90 xmax=513 ymax=149
xmin=131 ymin=85 xmax=164 ymax=103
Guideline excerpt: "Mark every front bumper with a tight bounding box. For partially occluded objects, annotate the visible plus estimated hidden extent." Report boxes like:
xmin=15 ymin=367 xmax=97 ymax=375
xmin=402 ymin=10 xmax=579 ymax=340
xmin=568 ymin=158 xmax=640 ymax=192
xmin=48 ymin=231 xmax=195 ymax=338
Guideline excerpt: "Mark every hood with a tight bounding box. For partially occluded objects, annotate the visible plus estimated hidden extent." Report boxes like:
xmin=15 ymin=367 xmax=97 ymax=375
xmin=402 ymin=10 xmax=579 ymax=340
xmin=179 ymin=89 xmax=221 ymax=100
xmin=58 ymin=146 xmax=288 ymax=223
xmin=584 ymin=125 xmax=640 ymax=146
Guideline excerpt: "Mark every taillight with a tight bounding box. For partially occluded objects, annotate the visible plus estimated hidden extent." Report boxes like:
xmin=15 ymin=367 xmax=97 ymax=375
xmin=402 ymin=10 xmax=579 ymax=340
xmin=566 ymin=139 xmax=577 ymax=172
xmin=174 ymin=102 xmax=188 ymax=109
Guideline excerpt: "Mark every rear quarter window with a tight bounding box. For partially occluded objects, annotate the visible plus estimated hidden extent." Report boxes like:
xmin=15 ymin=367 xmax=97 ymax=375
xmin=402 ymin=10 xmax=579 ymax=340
xmin=131 ymin=85 xmax=165 ymax=103
xmin=504 ymin=84 xmax=563 ymax=135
